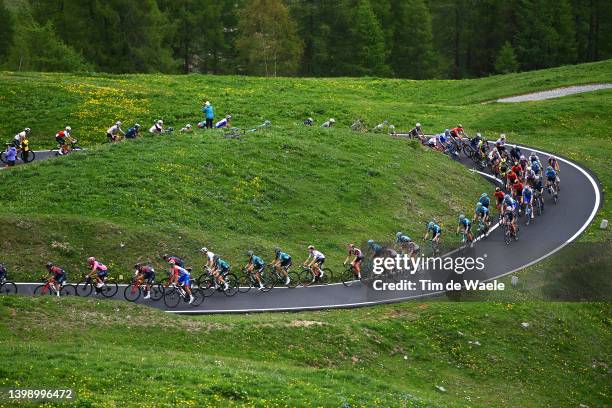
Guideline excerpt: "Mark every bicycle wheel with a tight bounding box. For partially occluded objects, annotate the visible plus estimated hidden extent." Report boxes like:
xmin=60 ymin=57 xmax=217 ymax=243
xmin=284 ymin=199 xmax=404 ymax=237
xmin=237 ymin=273 xmax=253 ymax=294
xmin=0 ymin=282 xmax=17 ymax=295
xmin=101 ymin=281 xmax=119 ymax=298
xmin=223 ymin=273 xmax=239 ymax=297
xmin=76 ymin=280 xmax=93 ymax=297
xmin=504 ymin=225 xmax=512 ymax=245
xmin=299 ymin=268 xmax=315 ymax=287
xmin=60 ymin=284 xmax=77 ymax=297
xmin=33 ymin=284 xmax=52 ymax=296
xmin=287 ymin=271 xmax=300 ymax=288
xmin=199 ymin=275 xmax=216 ymax=297
xmin=191 ymin=288 xmax=205 ymax=306
xmin=124 ymin=284 xmax=141 ymax=302
xmin=163 ymin=287 xmax=181 ymax=308
xmin=21 ymin=150 xmax=35 ymax=163
xmin=342 ymin=268 xmax=358 ymax=287
xmin=150 ymin=283 xmax=164 ymax=301
xmin=319 ymin=268 xmax=333 ymax=285
xmin=0 ymin=152 xmax=7 ymax=164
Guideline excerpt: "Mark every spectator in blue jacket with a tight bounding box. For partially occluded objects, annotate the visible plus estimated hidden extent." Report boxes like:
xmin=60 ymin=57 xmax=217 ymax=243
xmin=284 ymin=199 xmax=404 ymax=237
xmin=202 ymin=101 xmax=214 ymax=129
xmin=4 ymin=144 xmax=17 ymax=167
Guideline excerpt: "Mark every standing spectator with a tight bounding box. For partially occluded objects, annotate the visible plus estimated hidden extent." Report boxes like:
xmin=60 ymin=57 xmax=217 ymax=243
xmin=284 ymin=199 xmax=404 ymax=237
xmin=4 ymin=144 xmax=17 ymax=167
xmin=202 ymin=101 xmax=215 ymax=129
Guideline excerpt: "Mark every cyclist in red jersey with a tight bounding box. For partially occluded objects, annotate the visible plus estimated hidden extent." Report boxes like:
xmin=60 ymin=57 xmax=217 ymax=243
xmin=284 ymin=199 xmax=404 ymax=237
xmin=511 ymin=161 xmax=523 ymax=180
xmin=343 ymin=243 xmax=363 ymax=279
xmin=494 ymin=187 xmax=505 ymax=212
xmin=506 ymin=169 xmax=518 ymax=190
xmin=511 ymin=179 xmax=524 ymax=204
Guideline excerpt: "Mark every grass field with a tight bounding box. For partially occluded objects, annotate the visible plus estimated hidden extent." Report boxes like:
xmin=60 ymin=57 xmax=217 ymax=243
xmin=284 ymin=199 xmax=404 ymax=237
xmin=0 ymin=296 xmax=609 ymax=407
xmin=0 ymin=62 xmax=610 ymax=407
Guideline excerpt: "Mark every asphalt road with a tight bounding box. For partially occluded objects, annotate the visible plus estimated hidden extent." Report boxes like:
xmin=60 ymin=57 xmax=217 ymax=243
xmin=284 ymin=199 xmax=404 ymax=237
xmin=10 ymin=142 xmax=602 ymax=314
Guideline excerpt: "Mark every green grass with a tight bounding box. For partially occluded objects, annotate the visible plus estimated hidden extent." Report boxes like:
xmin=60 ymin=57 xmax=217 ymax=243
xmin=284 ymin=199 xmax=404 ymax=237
xmin=0 ymin=296 xmax=609 ymax=407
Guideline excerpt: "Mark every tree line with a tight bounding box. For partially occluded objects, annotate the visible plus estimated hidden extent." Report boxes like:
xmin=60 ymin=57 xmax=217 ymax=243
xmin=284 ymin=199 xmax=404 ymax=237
xmin=0 ymin=0 xmax=610 ymax=79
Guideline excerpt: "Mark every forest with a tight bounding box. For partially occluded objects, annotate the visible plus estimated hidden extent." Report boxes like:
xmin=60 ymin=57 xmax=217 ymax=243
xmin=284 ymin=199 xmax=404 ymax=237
xmin=0 ymin=0 xmax=610 ymax=79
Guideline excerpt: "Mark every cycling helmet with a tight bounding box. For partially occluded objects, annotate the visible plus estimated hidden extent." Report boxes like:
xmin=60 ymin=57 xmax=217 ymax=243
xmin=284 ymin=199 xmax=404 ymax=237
xmin=186 ymin=124 xmax=192 ymax=129
xmin=481 ymin=193 xmax=488 ymax=198
xmin=247 ymin=250 xmax=254 ymax=257
xmin=520 ymin=155 xmax=525 ymax=160
xmin=24 ymin=127 xmax=31 ymax=133
xmin=476 ymin=202 xmax=483 ymax=209
xmin=65 ymin=126 xmax=72 ymax=132
xmin=547 ymin=165 xmax=553 ymax=171
xmin=444 ymin=129 xmax=450 ymax=135
xmin=428 ymin=221 xmax=434 ymax=229
xmin=134 ymin=263 xmax=141 ymax=269
xmin=367 ymin=239 xmax=374 ymax=246
xmin=157 ymin=120 xmax=163 ymax=125
xmin=475 ymin=132 xmax=481 ymax=138
xmin=396 ymin=232 xmax=403 ymax=238
xmin=495 ymin=186 xmax=501 ymax=192
xmin=169 ymin=259 xmax=176 ymax=265
xmin=459 ymin=214 xmax=465 ymax=221
xmin=134 ymin=123 xmax=141 ymax=129
xmin=307 ymin=245 xmax=315 ymax=250
xmin=116 ymin=121 xmax=122 ymax=126
xmin=87 ymin=257 xmax=95 ymax=264
xmin=348 ymin=243 xmax=355 ymax=248
xmin=226 ymin=115 xmax=232 ymax=120
xmin=46 ymin=262 xmax=53 ymax=268
xmin=457 ymin=124 xmax=463 ymax=129
xmin=205 ymin=101 xmax=210 ymax=106
xmin=274 ymin=247 xmax=281 ymax=254
xmin=329 ymin=118 xmax=336 ymax=123
xmin=200 ymin=247 xmax=208 ymax=253
xmin=500 ymin=133 xmax=506 ymax=139
xmin=415 ymin=122 xmax=421 ymax=128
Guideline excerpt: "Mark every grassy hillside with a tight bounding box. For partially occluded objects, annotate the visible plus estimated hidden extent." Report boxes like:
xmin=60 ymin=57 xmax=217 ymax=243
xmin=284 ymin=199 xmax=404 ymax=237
xmin=0 ymin=296 xmax=609 ymax=408
xmin=0 ymin=61 xmax=611 ymax=279
xmin=0 ymin=130 xmax=491 ymax=280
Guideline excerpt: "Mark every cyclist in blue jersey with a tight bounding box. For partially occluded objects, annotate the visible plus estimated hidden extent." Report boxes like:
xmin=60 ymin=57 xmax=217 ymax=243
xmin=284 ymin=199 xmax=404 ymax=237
xmin=545 ymin=165 xmax=559 ymax=196
xmin=124 ymin=124 xmax=140 ymax=139
xmin=367 ymin=240 xmax=384 ymax=257
xmin=272 ymin=247 xmax=292 ymax=283
xmin=245 ymin=250 xmax=266 ymax=289
xmin=522 ymin=185 xmax=534 ymax=223
xmin=423 ymin=221 xmax=442 ymax=244
xmin=479 ymin=193 xmax=491 ymax=209
xmin=211 ymin=256 xmax=230 ymax=291
xmin=474 ymin=202 xmax=490 ymax=223
xmin=168 ymin=260 xmax=194 ymax=304
xmin=456 ymin=214 xmax=474 ymax=244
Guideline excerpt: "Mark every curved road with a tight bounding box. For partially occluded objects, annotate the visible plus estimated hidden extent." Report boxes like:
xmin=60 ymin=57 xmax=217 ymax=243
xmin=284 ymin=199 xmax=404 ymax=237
xmin=11 ymin=143 xmax=602 ymax=314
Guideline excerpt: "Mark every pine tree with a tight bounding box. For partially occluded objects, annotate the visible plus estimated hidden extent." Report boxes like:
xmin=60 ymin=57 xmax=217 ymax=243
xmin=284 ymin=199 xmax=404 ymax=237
xmin=349 ymin=0 xmax=389 ymax=76
xmin=0 ymin=0 xmax=13 ymax=60
xmin=494 ymin=41 xmax=519 ymax=74
xmin=236 ymin=0 xmax=303 ymax=76
xmin=389 ymin=0 xmax=436 ymax=79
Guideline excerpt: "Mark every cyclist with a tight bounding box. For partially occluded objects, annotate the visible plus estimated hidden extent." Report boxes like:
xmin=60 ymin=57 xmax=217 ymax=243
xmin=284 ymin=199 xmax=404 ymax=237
xmin=367 ymin=239 xmax=384 ymax=257
xmin=149 ymin=120 xmax=164 ymax=134
xmin=423 ymin=221 xmax=442 ymax=246
xmin=495 ymin=134 xmax=507 ymax=154
xmin=531 ymin=160 xmax=542 ymax=177
xmin=271 ymin=247 xmax=292 ymax=282
xmin=87 ymin=257 xmax=108 ymax=288
xmin=245 ymin=251 xmax=266 ymax=289
xmin=548 ymin=156 xmax=561 ymax=190
xmin=55 ymin=126 xmax=74 ymax=155
xmin=509 ymin=145 xmax=522 ymax=163
xmin=200 ymin=247 xmax=215 ymax=270
xmin=304 ymin=245 xmax=326 ymax=281
xmin=106 ymin=121 xmax=124 ymax=142
xmin=488 ymin=148 xmax=501 ymax=170
xmin=525 ymin=166 xmax=537 ymax=187
xmin=522 ymin=184 xmax=534 ymax=222
xmin=494 ymin=187 xmax=505 ymax=212
xmin=469 ymin=132 xmax=482 ymax=149
xmin=162 ymin=254 xmax=185 ymax=268
xmin=511 ymin=160 xmax=523 ymax=181
xmin=211 ymin=255 xmax=230 ymax=291
xmin=479 ymin=193 xmax=491 ymax=209
xmin=529 ymin=151 xmax=540 ymax=167
xmin=499 ymin=157 xmax=509 ymax=179
xmin=124 ymin=124 xmax=141 ymax=139
xmin=474 ymin=202 xmax=490 ymax=224
xmin=506 ymin=168 xmax=518 ymax=190
xmin=545 ymin=166 xmax=559 ymax=196
xmin=343 ymin=243 xmax=363 ymax=279
xmin=180 ymin=124 xmax=193 ymax=133
xmin=13 ymin=127 xmax=31 ymax=148
xmin=502 ymin=195 xmax=519 ymax=237
xmin=519 ymin=155 xmax=529 ymax=177
xmin=134 ymin=263 xmax=155 ymax=300
xmin=533 ymin=175 xmax=545 ymax=206
xmin=168 ymin=259 xmax=195 ymax=304
xmin=215 ymin=115 xmax=232 ymax=129
xmin=409 ymin=123 xmax=425 ymax=142
xmin=457 ymin=214 xmax=474 ymax=244
xmin=320 ymin=118 xmax=336 ymax=128
xmin=304 ymin=117 xmax=314 ymax=126
xmin=45 ymin=262 xmax=67 ymax=296
xmin=450 ymin=124 xmax=464 ymax=139
xmin=511 ymin=179 xmax=524 ymax=204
